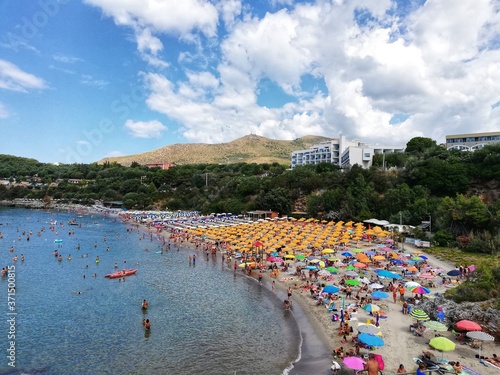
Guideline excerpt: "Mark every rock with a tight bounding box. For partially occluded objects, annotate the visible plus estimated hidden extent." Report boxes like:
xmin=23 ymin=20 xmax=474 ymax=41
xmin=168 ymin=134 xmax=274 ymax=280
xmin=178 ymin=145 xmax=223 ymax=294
xmin=419 ymin=297 xmax=500 ymax=339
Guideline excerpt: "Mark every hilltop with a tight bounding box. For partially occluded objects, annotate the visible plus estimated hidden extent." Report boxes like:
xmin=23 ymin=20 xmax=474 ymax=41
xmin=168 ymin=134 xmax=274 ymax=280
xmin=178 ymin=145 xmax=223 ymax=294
xmin=99 ymin=134 xmax=330 ymax=166
xmin=98 ymin=134 xmax=331 ymax=166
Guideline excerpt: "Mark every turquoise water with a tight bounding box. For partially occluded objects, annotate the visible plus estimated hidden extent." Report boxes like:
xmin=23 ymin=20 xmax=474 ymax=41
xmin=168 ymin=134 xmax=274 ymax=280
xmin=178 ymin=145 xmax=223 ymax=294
xmin=0 ymin=208 xmax=300 ymax=375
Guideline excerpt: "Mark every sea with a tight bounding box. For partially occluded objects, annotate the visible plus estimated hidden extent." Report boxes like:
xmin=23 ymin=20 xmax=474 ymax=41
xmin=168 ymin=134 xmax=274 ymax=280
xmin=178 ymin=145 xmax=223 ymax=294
xmin=0 ymin=208 xmax=301 ymax=375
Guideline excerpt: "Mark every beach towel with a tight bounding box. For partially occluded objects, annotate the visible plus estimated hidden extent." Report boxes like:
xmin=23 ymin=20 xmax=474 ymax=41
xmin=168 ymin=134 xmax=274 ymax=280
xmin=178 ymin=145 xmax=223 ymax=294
xmin=461 ymin=365 xmax=482 ymax=375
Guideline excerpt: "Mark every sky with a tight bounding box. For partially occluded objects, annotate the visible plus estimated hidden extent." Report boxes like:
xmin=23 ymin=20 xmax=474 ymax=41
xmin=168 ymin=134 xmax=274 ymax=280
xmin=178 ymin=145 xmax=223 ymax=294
xmin=0 ymin=0 xmax=499 ymax=164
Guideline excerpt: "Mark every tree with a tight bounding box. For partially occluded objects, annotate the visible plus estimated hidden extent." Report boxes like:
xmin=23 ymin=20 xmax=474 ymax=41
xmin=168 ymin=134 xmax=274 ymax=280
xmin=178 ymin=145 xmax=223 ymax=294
xmin=405 ymin=137 xmax=437 ymax=153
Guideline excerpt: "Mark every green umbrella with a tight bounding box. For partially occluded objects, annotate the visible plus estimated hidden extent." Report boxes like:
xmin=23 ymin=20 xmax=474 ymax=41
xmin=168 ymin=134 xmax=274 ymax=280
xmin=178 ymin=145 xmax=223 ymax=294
xmin=346 ymin=265 xmax=356 ymax=271
xmin=345 ymin=279 xmax=361 ymax=286
xmin=423 ymin=320 xmax=448 ymax=332
xmin=351 ymin=248 xmax=363 ymax=253
xmin=429 ymin=337 xmax=456 ymax=352
xmin=296 ymin=254 xmax=306 ymax=260
xmin=326 ymin=266 xmax=339 ymax=273
xmin=409 ymin=309 xmax=430 ymax=321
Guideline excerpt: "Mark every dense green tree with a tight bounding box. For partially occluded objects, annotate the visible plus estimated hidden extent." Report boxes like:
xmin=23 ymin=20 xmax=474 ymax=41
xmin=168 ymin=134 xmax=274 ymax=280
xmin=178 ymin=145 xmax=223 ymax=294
xmin=405 ymin=137 xmax=437 ymax=153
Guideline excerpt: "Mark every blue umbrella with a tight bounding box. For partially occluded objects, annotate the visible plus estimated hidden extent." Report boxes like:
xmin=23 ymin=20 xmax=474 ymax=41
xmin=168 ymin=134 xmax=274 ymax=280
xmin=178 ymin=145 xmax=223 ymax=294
xmin=366 ymin=251 xmax=376 ymax=256
xmin=371 ymin=291 xmax=389 ymax=299
xmin=375 ymin=270 xmax=402 ymax=279
xmin=341 ymin=252 xmax=353 ymax=257
xmin=323 ymin=285 xmax=340 ymax=294
xmin=358 ymin=333 xmax=384 ymax=347
xmin=447 ymin=269 xmax=461 ymax=276
xmin=306 ymin=265 xmax=318 ymax=270
xmin=391 ymin=259 xmax=403 ymax=265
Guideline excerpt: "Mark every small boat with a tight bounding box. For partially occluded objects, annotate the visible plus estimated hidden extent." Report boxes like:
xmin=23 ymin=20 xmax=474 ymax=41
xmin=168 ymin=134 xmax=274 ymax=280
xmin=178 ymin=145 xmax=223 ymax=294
xmin=105 ymin=269 xmax=138 ymax=279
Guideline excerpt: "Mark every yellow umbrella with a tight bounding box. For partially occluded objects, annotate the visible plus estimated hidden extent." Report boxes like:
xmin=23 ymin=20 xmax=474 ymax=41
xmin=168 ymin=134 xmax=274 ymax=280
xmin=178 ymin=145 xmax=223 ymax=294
xmin=284 ymin=254 xmax=295 ymax=259
xmin=373 ymin=255 xmax=386 ymax=261
xmin=322 ymin=249 xmax=335 ymax=254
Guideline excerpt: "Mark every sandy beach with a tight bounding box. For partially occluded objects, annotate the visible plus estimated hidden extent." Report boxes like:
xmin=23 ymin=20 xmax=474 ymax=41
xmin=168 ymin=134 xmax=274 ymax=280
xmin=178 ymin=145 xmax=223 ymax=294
xmin=120 ymin=211 xmax=499 ymax=375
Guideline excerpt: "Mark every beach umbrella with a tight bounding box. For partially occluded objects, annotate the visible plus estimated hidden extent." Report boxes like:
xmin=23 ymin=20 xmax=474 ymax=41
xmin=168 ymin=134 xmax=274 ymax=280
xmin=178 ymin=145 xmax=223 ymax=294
xmin=294 ymin=261 xmax=306 ymax=267
xmin=371 ymin=291 xmax=389 ymax=299
xmin=362 ymin=304 xmax=380 ymax=313
xmin=346 ymin=265 xmax=356 ymax=271
xmin=357 ymin=324 xmax=381 ymax=335
xmin=456 ymin=320 xmax=482 ymax=331
xmin=252 ymin=241 xmax=264 ymax=247
xmin=322 ymin=249 xmax=335 ymax=254
xmin=342 ymin=252 xmax=353 ymax=257
xmin=423 ymin=320 xmax=448 ymax=332
xmin=366 ymin=251 xmax=376 ymax=256
xmin=429 ymin=337 xmax=456 ymax=352
xmin=412 ymin=250 xmax=423 ymax=254
xmin=352 ymin=248 xmax=363 ymax=253
xmin=410 ymin=286 xmax=431 ymax=294
xmin=295 ymin=254 xmax=306 ymax=260
xmin=358 ymin=277 xmax=370 ymax=284
xmin=326 ymin=266 xmax=339 ymax=273
xmin=369 ymin=283 xmax=384 ymax=289
xmin=343 ymin=356 xmax=366 ymax=371
xmin=376 ymin=270 xmax=402 ymax=279
xmin=345 ymin=271 xmax=358 ymax=277
xmin=358 ymin=333 xmax=384 ymax=347
xmin=353 ymin=262 xmax=367 ymax=269
xmin=323 ymin=285 xmax=340 ymax=294
xmin=466 ymin=331 xmax=494 ymax=360
xmin=373 ymin=255 xmax=386 ymax=261
xmin=345 ymin=279 xmax=361 ymax=286
xmin=447 ymin=269 xmax=461 ymax=276
xmin=405 ymin=281 xmax=421 ymax=288
xmin=305 ymin=265 xmax=318 ymax=271
xmin=409 ymin=309 xmax=430 ymax=321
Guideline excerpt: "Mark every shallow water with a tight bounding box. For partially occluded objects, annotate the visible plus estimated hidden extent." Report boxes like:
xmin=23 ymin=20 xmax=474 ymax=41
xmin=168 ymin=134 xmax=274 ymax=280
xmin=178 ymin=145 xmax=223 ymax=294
xmin=0 ymin=208 xmax=300 ymax=375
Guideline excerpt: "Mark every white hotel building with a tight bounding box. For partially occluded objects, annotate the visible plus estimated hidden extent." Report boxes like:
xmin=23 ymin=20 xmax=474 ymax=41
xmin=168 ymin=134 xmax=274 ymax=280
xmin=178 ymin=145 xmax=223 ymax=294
xmin=291 ymin=135 xmax=405 ymax=169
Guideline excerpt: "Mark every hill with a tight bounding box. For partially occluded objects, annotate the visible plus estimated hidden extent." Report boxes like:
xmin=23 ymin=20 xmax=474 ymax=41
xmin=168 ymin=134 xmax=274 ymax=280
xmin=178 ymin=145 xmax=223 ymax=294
xmin=98 ymin=134 xmax=331 ymax=166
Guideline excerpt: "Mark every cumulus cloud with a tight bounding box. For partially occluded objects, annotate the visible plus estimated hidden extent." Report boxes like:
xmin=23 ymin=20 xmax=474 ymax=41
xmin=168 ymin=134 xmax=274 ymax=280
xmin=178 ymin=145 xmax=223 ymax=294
xmin=0 ymin=59 xmax=46 ymax=92
xmin=84 ymin=0 xmax=218 ymax=67
xmin=124 ymin=119 xmax=167 ymax=138
xmin=86 ymin=0 xmax=500 ymax=146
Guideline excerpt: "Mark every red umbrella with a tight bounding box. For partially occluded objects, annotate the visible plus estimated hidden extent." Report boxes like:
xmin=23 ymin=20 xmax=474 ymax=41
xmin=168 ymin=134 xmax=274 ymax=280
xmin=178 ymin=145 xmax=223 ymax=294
xmin=456 ymin=320 xmax=482 ymax=331
xmin=253 ymin=241 xmax=264 ymax=247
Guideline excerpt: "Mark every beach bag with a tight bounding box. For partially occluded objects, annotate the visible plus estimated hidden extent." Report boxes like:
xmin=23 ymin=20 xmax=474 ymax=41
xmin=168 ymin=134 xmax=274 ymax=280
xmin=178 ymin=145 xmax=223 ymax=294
xmin=332 ymin=314 xmax=339 ymax=322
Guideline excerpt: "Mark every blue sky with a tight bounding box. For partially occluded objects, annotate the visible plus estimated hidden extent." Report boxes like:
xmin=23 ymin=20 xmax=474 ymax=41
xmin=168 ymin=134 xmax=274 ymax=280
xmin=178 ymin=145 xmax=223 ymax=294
xmin=0 ymin=0 xmax=499 ymax=164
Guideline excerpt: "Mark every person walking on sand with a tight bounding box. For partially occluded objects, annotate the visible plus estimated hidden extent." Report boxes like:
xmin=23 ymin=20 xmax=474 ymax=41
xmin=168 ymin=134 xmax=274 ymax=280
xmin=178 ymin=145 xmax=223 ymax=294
xmin=287 ymin=286 xmax=292 ymax=301
xmin=392 ymin=286 xmax=397 ymax=304
xmin=364 ymin=354 xmax=379 ymax=375
xmin=272 ymin=280 xmax=275 ymax=291
xmin=258 ymin=271 xmax=263 ymax=286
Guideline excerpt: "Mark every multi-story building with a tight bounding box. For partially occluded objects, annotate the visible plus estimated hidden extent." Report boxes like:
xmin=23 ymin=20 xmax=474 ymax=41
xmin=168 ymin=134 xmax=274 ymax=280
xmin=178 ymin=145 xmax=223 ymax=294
xmin=445 ymin=131 xmax=500 ymax=151
xmin=291 ymin=135 xmax=405 ymax=169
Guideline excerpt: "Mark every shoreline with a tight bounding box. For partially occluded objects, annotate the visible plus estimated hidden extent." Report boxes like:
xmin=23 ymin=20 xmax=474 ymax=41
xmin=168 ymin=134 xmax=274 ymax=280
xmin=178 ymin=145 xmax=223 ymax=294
xmin=6 ymin=206 xmax=499 ymax=375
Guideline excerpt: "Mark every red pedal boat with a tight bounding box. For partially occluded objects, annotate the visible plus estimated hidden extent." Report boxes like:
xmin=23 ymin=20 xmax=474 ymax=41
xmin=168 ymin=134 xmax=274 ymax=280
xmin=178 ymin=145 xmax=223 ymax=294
xmin=105 ymin=269 xmax=138 ymax=279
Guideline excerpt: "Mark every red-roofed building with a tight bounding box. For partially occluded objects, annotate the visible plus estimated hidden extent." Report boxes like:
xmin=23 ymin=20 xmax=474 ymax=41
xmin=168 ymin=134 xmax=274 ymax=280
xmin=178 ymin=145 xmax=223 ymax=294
xmin=146 ymin=163 xmax=176 ymax=170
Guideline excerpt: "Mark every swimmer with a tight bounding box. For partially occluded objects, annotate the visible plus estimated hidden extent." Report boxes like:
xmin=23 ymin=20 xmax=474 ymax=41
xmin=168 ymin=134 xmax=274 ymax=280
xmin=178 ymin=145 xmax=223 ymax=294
xmin=143 ymin=319 xmax=151 ymax=330
xmin=142 ymin=299 xmax=148 ymax=309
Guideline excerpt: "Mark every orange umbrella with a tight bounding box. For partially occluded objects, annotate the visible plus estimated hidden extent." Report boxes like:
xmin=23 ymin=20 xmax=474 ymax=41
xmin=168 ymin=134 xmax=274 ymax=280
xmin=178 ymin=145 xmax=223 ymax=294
xmin=353 ymin=262 xmax=368 ymax=268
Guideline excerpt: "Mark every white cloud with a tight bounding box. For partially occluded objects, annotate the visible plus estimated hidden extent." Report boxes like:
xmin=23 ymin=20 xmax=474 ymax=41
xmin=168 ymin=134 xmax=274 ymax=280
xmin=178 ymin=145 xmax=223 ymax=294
xmin=53 ymin=53 xmax=83 ymax=63
xmin=0 ymin=102 xmax=9 ymax=118
xmin=124 ymin=119 xmax=167 ymax=138
xmin=0 ymin=59 xmax=46 ymax=92
xmin=80 ymin=74 xmax=109 ymax=89
xmin=84 ymin=0 xmax=218 ymax=67
xmin=88 ymin=0 xmax=500 ymax=147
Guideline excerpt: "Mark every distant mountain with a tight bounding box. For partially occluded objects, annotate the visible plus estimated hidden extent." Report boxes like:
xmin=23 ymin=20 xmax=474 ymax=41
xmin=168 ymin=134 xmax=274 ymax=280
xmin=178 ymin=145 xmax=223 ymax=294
xmin=98 ymin=134 xmax=332 ymax=166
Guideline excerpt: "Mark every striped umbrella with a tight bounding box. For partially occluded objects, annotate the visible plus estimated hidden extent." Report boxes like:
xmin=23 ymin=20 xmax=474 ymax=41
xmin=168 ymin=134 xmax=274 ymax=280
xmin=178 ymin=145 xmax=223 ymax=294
xmin=410 ymin=286 xmax=431 ymax=294
xmin=423 ymin=320 xmax=448 ymax=332
xmin=409 ymin=309 xmax=430 ymax=321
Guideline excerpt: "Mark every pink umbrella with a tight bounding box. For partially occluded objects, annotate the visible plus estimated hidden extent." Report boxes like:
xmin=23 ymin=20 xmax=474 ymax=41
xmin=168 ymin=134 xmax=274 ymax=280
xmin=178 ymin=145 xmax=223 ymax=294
xmin=468 ymin=265 xmax=476 ymax=272
xmin=268 ymin=256 xmax=283 ymax=263
xmin=343 ymin=356 xmax=366 ymax=370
